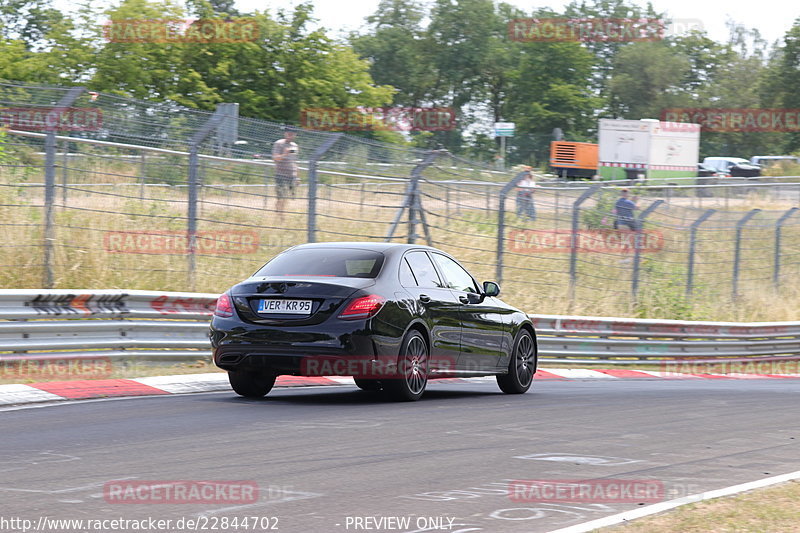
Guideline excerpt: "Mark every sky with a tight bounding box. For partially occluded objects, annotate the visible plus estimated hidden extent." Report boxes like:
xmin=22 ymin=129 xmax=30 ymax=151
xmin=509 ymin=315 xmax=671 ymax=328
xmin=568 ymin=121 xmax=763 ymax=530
xmin=235 ymin=0 xmax=799 ymax=45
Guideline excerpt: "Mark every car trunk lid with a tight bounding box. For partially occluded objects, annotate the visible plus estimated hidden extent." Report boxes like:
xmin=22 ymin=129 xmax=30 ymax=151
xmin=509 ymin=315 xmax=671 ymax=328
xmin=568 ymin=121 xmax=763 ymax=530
xmin=230 ymin=276 xmax=375 ymax=325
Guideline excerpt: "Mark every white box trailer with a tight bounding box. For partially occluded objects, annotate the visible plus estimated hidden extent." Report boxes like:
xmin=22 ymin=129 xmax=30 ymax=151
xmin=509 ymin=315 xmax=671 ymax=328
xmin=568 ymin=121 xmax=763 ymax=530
xmin=598 ymin=118 xmax=700 ymax=180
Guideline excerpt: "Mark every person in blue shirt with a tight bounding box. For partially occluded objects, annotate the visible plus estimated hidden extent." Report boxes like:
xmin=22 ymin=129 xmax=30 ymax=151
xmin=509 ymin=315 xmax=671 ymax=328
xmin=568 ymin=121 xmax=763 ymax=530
xmin=613 ymin=188 xmax=638 ymax=230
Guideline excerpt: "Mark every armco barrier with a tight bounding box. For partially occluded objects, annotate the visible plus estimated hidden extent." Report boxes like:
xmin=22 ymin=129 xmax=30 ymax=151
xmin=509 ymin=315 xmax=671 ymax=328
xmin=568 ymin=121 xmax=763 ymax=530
xmin=0 ymin=290 xmax=798 ymax=364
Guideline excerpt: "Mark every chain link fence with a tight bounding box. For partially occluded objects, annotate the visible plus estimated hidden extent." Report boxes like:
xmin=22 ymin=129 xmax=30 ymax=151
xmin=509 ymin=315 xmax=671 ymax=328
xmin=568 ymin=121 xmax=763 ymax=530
xmin=2 ymin=81 xmax=800 ymax=320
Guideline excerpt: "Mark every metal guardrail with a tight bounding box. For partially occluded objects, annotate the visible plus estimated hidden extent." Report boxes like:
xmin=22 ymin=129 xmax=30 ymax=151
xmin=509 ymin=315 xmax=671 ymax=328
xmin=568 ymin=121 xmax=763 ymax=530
xmin=0 ymin=290 xmax=798 ymax=365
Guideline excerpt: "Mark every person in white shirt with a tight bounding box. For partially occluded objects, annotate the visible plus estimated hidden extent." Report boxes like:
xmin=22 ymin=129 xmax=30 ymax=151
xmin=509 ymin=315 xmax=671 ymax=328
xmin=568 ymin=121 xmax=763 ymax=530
xmin=515 ymin=167 xmax=537 ymax=220
xmin=271 ymin=127 xmax=299 ymax=221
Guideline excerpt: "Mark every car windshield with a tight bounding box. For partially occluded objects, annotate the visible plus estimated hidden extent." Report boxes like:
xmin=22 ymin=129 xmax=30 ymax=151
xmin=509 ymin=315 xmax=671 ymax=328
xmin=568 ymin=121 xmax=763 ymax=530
xmin=254 ymin=248 xmax=385 ymax=278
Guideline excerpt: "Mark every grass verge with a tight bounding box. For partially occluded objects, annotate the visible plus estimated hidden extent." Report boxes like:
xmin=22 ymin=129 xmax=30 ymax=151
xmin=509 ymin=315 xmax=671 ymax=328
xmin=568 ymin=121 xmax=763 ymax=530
xmin=612 ymin=480 xmax=800 ymax=533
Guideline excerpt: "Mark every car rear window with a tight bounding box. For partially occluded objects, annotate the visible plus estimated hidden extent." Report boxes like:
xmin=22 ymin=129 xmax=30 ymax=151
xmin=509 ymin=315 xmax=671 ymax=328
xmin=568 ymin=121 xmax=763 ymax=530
xmin=254 ymin=248 xmax=385 ymax=278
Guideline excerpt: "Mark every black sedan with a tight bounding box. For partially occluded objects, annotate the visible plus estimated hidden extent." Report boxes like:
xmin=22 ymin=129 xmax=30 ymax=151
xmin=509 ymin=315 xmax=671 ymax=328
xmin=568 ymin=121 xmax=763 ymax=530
xmin=210 ymin=242 xmax=537 ymax=401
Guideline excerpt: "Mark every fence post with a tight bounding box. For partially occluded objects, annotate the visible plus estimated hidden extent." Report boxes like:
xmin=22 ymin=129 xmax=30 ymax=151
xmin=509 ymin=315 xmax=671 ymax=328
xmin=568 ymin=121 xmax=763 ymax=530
xmin=407 ymin=177 xmax=419 ymax=244
xmin=554 ymin=187 xmax=559 ymax=230
xmin=306 ymin=132 xmax=342 ymax=243
xmin=187 ymin=112 xmax=226 ymax=291
xmin=385 ymin=151 xmax=439 ymax=243
xmin=139 ymin=152 xmax=146 ymax=201
xmin=631 ymin=199 xmax=664 ymax=301
xmin=61 ymin=141 xmax=68 ymax=205
xmin=732 ymin=209 xmax=760 ymax=299
xmin=774 ymin=207 xmax=799 ymax=287
xmin=414 ymin=184 xmax=435 ymax=246
xmin=686 ymin=209 xmax=715 ymax=297
xmin=43 ymin=86 xmax=85 ymax=288
xmin=495 ymin=171 xmax=531 ymax=284
xmin=568 ymin=185 xmax=601 ymax=304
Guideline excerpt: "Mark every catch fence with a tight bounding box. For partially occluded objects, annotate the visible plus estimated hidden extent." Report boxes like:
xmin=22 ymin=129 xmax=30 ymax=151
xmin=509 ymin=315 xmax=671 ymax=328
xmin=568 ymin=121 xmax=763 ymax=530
xmin=1 ymin=81 xmax=800 ymax=319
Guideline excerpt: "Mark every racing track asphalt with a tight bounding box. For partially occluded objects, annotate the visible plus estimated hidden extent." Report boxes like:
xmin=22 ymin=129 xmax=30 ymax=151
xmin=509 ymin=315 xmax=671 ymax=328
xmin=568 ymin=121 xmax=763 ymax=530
xmin=1 ymin=378 xmax=799 ymax=532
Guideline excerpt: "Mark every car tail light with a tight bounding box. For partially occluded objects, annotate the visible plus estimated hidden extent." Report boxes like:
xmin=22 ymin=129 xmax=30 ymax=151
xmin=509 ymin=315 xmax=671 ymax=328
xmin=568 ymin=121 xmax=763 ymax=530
xmin=214 ymin=293 xmax=234 ymax=318
xmin=338 ymin=295 xmax=386 ymax=320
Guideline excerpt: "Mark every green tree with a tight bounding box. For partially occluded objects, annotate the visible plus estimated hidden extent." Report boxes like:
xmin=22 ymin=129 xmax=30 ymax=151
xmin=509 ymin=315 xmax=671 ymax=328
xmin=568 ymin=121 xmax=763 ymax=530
xmin=0 ymin=0 xmax=64 ymax=48
xmin=564 ymin=0 xmax=662 ymax=104
xmin=504 ymin=38 xmax=598 ymax=164
xmin=89 ymin=0 xmax=394 ymax=120
xmin=350 ymin=0 xmax=433 ymax=107
xmin=760 ymin=18 xmax=800 ymax=152
xmin=607 ymin=41 xmax=690 ymax=119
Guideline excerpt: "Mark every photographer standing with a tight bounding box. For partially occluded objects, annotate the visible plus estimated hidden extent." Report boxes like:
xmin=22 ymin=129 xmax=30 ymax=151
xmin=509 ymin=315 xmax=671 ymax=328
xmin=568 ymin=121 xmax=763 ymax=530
xmin=272 ymin=126 xmax=299 ymax=221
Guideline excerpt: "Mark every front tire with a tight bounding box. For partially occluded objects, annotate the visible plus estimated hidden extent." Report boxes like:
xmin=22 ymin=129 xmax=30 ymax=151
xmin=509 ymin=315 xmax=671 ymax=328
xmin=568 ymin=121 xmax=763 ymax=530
xmin=228 ymin=370 xmax=276 ymax=398
xmin=497 ymin=329 xmax=536 ymax=394
xmin=384 ymin=330 xmax=428 ymax=401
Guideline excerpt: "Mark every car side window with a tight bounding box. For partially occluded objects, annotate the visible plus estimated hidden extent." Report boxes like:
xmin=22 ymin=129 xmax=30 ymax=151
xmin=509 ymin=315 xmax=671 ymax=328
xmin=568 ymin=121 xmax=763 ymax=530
xmin=404 ymin=252 xmax=443 ymax=289
xmin=431 ymin=253 xmax=479 ymax=293
xmin=399 ymin=257 xmax=417 ymax=287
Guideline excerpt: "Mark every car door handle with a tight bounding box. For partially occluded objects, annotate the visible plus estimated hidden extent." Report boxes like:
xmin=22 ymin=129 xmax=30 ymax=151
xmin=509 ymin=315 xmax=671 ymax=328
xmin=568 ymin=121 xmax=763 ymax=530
xmin=459 ymin=295 xmax=470 ymax=304
xmin=419 ymin=294 xmax=431 ymax=303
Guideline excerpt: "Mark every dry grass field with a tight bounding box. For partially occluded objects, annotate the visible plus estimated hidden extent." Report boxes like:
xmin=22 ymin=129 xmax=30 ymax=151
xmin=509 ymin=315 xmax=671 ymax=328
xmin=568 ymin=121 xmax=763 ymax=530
xmin=1 ymin=152 xmax=799 ymax=322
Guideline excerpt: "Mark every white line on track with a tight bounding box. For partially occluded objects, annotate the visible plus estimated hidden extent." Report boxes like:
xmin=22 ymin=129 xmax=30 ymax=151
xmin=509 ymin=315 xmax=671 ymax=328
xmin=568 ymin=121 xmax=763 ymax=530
xmin=549 ymin=469 xmax=800 ymax=533
xmin=0 ymin=385 xmax=346 ymax=413
xmin=544 ymin=369 xmax=618 ymax=379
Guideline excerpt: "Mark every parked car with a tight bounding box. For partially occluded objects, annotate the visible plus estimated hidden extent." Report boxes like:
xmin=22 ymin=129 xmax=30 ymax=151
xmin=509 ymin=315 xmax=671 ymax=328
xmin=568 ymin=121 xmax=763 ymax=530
xmin=702 ymin=157 xmax=761 ymax=177
xmin=696 ymin=163 xmax=718 ymax=177
xmin=210 ymin=242 xmax=537 ymax=401
xmin=749 ymin=155 xmax=800 ymax=167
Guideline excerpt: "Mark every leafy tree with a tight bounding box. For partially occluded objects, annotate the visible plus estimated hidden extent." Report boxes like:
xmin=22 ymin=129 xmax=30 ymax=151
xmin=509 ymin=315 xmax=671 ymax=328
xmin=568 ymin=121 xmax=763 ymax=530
xmin=89 ymin=0 xmax=394 ymax=120
xmin=607 ymin=41 xmax=690 ymax=119
xmin=0 ymin=0 xmax=65 ymax=49
xmin=760 ymin=18 xmax=800 ymax=152
xmin=350 ymin=0 xmax=433 ymax=107
xmin=505 ymin=39 xmax=598 ymax=164
xmin=564 ymin=0 xmax=662 ymax=103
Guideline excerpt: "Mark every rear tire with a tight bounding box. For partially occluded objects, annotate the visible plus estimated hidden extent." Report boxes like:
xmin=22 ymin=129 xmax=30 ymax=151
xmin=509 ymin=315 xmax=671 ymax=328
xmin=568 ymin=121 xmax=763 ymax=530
xmin=354 ymin=378 xmax=382 ymax=391
xmin=384 ymin=330 xmax=428 ymax=401
xmin=228 ymin=370 xmax=276 ymax=398
xmin=497 ymin=329 xmax=536 ymax=394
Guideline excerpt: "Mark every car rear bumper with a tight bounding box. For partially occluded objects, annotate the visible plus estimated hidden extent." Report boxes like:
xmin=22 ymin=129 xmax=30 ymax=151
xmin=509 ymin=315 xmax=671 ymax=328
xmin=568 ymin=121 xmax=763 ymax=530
xmin=210 ymin=318 xmax=399 ymax=375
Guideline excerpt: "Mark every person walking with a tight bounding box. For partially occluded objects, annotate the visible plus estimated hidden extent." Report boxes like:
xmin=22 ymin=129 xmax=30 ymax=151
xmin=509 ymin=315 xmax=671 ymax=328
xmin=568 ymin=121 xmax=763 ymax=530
xmin=272 ymin=126 xmax=299 ymax=221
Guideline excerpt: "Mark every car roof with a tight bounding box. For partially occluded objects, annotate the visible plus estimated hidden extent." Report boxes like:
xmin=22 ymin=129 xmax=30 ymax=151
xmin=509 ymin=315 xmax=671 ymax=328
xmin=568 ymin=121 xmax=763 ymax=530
xmin=289 ymin=242 xmax=440 ymax=255
xmin=704 ymin=157 xmax=748 ymax=162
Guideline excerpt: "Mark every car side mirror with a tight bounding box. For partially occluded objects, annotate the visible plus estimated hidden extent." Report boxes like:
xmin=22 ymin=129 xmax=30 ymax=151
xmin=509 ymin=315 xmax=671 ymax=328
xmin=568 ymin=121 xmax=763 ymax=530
xmin=483 ymin=281 xmax=500 ymax=297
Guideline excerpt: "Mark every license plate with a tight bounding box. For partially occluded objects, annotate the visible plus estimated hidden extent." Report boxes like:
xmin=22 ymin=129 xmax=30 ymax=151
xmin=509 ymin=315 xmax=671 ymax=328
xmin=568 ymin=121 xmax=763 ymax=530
xmin=257 ymin=299 xmax=313 ymax=315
